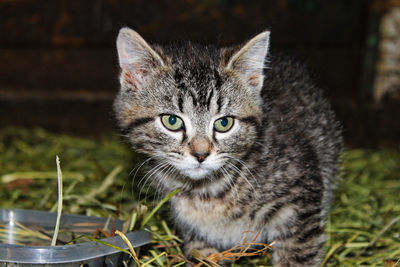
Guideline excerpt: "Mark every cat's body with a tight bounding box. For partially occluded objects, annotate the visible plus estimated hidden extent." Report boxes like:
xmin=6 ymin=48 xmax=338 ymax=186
xmin=114 ymin=28 xmax=343 ymax=266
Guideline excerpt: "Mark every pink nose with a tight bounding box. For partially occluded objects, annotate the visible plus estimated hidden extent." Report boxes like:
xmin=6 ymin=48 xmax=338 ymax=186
xmin=191 ymin=152 xmax=210 ymax=162
xmin=190 ymin=137 xmax=211 ymax=162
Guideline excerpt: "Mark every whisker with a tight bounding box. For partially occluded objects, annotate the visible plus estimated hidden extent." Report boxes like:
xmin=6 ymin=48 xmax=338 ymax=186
xmin=159 ymin=166 xmax=178 ymax=203
xmin=141 ymin=163 xmax=170 ymax=201
xmin=225 ymin=161 xmax=256 ymax=192
xmin=220 ymin=166 xmax=238 ymax=207
xmin=137 ymin=161 xmax=166 ymax=189
xmin=130 ymin=156 xmax=155 ymax=196
xmin=138 ymin=162 xmax=169 ymax=200
xmin=152 ymin=164 xmax=176 ymax=204
xmin=225 ymin=156 xmax=259 ymax=188
xmin=255 ymin=141 xmax=269 ymax=149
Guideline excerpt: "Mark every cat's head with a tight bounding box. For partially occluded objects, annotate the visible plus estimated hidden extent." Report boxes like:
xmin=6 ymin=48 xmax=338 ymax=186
xmin=114 ymin=28 xmax=269 ymax=188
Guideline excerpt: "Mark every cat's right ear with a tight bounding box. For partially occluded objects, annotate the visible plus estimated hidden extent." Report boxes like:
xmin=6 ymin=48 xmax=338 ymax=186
xmin=117 ymin=27 xmax=165 ymax=91
xmin=223 ymin=31 xmax=270 ymax=93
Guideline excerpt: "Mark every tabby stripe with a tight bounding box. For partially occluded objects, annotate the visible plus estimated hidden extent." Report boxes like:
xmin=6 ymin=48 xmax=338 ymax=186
xmin=262 ymin=202 xmax=285 ymax=222
xmin=214 ymin=171 xmax=240 ymax=199
xmin=206 ymin=89 xmax=214 ymax=110
xmin=122 ymin=117 xmax=154 ymax=134
xmin=301 ymin=143 xmax=319 ymax=171
xmin=199 ymin=192 xmax=211 ymax=201
xmin=216 ymin=94 xmax=222 ymax=113
xmin=249 ymin=199 xmax=287 ymax=221
xmin=249 ymin=203 xmax=265 ymax=220
xmin=297 ymin=225 xmax=323 ymax=243
xmin=294 ymin=250 xmax=319 ymax=263
xmin=230 ymin=211 xmax=245 ymax=220
xmin=240 ymin=116 xmax=260 ymax=127
xmin=181 ymin=131 xmax=188 ymax=144
xmin=212 ymin=130 xmax=218 ymax=144
xmin=133 ymin=143 xmax=144 ymax=150
xmin=178 ymin=95 xmax=184 ymax=113
xmin=213 ymin=68 xmax=222 ymax=90
xmin=239 ymin=116 xmax=263 ymax=162
xmin=174 ymin=70 xmax=185 ymax=90
xmin=189 ymin=90 xmax=198 ymax=106
xmin=144 ymin=140 xmax=164 ymax=147
xmin=298 ymin=208 xmax=322 ymax=221
xmin=214 ymin=160 xmax=249 ymax=200
xmin=291 ymin=194 xmax=321 ymax=206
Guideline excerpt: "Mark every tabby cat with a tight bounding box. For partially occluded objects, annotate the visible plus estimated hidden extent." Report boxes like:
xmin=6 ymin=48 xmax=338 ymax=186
xmin=114 ymin=27 xmax=343 ymax=266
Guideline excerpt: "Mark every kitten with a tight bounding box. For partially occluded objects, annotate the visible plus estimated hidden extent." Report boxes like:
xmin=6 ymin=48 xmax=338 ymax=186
xmin=114 ymin=27 xmax=343 ymax=266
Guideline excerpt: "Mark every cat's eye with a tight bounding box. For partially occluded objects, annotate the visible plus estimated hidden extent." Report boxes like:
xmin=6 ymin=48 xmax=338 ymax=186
xmin=161 ymin=114 xmax=184 ymax=131
xmin=214 ymin=116 xmax=234 ymax=133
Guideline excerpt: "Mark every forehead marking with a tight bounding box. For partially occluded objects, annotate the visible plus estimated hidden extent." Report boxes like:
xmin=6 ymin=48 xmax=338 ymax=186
xmin=178 ymin=95 xmax=184 ymax=113
xmin=189 ymin=90 xmax=198 ymax=107
xmin=173 ymin=62 xmax=223 ymax=112
xmin=214 ymin=68 xmax=222 ymax=90
xmin=206 ymin=89 xmax=214 ymax=110
xmin=122 ymin=117 xmax=154 ymax=135
xmin=217 ymin=95 xmax=223 ymax=113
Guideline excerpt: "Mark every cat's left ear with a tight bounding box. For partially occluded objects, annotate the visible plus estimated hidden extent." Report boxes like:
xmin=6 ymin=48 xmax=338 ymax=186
xmin=117 ymin=27 xmax=165 ymax=91
xmin=225 ymin=31 xmax=270 ymax=92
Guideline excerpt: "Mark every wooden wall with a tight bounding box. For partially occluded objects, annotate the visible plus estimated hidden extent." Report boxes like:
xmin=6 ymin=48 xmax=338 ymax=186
xmin=2 ymin=0 xmax=397 ymax=147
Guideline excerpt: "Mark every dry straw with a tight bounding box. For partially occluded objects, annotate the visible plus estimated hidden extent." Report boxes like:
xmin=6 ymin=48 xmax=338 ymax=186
xmin=1 ymin=128 xmax=400 ymax=266
xmin=51 ymin=155 xmax=63 ymax=246
xmin=191 ymin=232 xmax=275 ymax=267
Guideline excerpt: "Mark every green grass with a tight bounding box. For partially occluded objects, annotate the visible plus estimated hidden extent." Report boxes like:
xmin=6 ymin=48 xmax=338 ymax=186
xmin=0 ymin=127 xmax=399 ymax=266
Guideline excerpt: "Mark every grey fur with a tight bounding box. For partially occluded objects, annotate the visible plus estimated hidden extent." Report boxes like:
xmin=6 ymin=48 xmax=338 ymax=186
xmin=114 ymin=27 xmax=343 ymax=266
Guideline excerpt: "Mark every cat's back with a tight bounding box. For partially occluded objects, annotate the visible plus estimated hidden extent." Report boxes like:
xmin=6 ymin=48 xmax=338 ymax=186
xmin=261 ymin=55 xmax=343 ymax=185
xmin=262 ymin=56 xmax=330 ymax=122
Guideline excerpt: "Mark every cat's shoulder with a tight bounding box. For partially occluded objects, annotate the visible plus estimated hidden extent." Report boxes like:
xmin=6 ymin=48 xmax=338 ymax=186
xmin=263 ymin=54 xmax=325 ymax=102
xmin=266 ymin=54 xmax=316 ymax=85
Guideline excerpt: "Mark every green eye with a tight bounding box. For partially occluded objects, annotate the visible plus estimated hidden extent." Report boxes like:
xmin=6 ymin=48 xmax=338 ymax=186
xmin=214 ymin=116 xmax=234 ymax=132
xmin=161 ymin=114 xmax=184 ymax=131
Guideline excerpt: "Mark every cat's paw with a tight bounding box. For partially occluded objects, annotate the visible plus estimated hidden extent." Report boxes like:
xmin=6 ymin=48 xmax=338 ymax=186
xmin=189 ymin=247 xmax=232 ymax=266
xmin=189 ymin=247 xmax=220 ymax=258
xmin=185 ymin=241 xmax=228 ymax=266
xmin=184 ymin=240 xmax=212 ymax=256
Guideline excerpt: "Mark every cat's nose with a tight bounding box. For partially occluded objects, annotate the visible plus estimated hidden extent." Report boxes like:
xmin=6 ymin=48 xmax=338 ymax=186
xmin=192 ymin=152 xmax=210 ymax=163
xmin=189 ymin=137 xmax=211 ymax=162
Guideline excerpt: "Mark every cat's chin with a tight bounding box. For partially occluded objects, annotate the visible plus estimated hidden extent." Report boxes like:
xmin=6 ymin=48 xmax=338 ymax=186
xmin=172 ymin=156 xmax=224 ymax=181
xmin=179 ymin=167 xmax=212 ymax=180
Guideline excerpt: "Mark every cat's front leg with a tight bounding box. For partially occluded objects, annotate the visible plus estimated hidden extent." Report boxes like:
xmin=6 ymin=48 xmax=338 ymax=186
xmin=184 ymin=239 xmax=225 ymax=266
xmin=185 ymin=240 xmax=234 ymax=267
xmin=184 ymin=240 xmax=220 ymax=258
xmin=271 ymin=220 xmax=326 ymax=267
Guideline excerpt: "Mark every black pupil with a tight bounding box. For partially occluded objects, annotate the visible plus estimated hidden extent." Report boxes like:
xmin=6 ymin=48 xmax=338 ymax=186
xmin=169 ymin=115 xmax=177 ymax=125
xmin=220 ymin=117 xmax=228 ymax=127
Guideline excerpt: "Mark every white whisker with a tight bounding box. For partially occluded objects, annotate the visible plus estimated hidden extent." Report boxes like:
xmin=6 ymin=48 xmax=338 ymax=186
xmin=152 ymin=164 xmax=176 ymax=204
xmin=225 ymin=160 xmax=256 ymax=192
xmin=142 ymin=163 xmax=170 ymax=201
xmin=220 ymin=166 xmax=238 ymax=207
xmin=130 ymin=156 xmax=155 ymax=196
xmin=138 ymin=162 xmax=169 ymax=200
xmin=226 ymin=156 xmax=259 ymax=187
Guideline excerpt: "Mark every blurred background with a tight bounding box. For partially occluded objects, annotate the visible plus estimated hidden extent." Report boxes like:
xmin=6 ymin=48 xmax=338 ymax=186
xmin=0 ymin=0 xmax=399 ymax=148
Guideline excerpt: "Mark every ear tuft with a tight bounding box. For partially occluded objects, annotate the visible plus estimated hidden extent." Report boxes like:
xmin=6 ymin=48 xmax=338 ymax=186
xmin=116 ymin=27 xmax=164 ymax=91
xmin=225 ymin=31 xmax=270 ymax=92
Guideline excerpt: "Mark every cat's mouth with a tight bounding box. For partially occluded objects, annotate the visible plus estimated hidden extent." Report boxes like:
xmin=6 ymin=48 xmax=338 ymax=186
xmin=171 ymin=155 xmax=224 ymax=181
xmin=179 ymin=165 xmax=212 ymax=180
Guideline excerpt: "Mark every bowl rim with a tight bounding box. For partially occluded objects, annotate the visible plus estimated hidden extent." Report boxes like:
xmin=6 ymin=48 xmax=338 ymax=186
xmin=0 ymin=209 xmax=151 ymax=264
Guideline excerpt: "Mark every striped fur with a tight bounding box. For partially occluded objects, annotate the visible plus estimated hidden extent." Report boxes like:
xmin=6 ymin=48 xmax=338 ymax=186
xmin=114 ymin=28 xmax=343 ymax=266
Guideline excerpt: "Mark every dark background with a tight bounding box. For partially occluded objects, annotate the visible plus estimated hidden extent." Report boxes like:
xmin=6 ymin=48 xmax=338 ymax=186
xmin=0 ymin=0 xmax=399 ymax=147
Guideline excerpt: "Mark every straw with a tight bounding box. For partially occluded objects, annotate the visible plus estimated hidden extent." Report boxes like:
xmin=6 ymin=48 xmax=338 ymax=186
xmin=51 ymin=155 xmax=63 ymax=246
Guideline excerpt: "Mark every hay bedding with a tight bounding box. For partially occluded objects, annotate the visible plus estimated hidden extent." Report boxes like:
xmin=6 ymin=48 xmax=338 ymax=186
xmin=0 ymin=127 xmax=399 ymax=266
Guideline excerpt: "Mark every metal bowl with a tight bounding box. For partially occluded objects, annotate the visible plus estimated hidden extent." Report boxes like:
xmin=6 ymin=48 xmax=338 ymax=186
xmin=0 ymin=209 xmax=151 ymax=266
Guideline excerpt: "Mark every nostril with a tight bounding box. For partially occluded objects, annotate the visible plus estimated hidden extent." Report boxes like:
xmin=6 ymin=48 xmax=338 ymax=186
xmin=193 ymin=152 xmax=210 ymax=162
